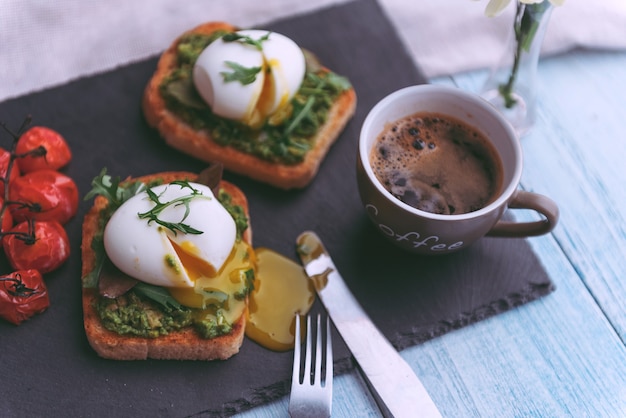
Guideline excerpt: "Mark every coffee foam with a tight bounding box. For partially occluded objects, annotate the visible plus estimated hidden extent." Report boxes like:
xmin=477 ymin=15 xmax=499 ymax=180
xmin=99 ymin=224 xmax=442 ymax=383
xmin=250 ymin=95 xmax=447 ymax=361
xmin=370 ymin=112 xmax=502 ymax=215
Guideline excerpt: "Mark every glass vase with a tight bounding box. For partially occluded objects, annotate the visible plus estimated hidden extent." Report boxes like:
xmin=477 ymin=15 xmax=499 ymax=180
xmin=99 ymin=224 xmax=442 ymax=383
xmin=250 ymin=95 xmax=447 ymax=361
xmin=480 ymin=2 xmax=553 ymax=136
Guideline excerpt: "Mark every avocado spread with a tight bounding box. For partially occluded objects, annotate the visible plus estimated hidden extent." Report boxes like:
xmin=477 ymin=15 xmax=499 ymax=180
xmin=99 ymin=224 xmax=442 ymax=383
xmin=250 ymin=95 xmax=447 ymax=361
xmin=96 ymin=289 xmax=234 ymax=339
xmin=159 ymin=32 xmax=352 ymax=165
xmin=84 ymin=171 xmax=254 ymax=339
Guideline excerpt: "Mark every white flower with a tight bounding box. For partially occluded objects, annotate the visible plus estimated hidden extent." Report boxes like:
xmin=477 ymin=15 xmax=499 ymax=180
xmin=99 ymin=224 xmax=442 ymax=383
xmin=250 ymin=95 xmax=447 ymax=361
xmin=481 ymin=0 xmax=565 ymax=17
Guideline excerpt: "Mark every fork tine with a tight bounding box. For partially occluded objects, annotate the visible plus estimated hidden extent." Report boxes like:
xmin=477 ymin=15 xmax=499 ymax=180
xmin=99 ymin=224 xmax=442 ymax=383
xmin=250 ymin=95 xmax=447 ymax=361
xmin=314 ymin=315 xmax=322 ymax=386
xmin=292 ymin=314 xmax=302 ymax=385
xmin=289 ymin=314 xmax=333 ymax=418
xmin=303 ymin=314 xmax=313 ymax=384
xmin=325 ymin=316 xmax=333 ymax=393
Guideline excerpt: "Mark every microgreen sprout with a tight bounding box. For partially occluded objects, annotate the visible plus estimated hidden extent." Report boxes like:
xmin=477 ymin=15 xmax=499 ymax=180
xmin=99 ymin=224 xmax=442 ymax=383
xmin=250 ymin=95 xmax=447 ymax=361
xmin=137 ymin=180 xmax=211 ymax=235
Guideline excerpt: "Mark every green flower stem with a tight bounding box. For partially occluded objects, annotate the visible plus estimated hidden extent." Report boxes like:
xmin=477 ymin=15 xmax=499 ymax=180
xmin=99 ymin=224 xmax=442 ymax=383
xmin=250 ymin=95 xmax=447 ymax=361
xmin=499 ymin=1 xmax=551 ymax=108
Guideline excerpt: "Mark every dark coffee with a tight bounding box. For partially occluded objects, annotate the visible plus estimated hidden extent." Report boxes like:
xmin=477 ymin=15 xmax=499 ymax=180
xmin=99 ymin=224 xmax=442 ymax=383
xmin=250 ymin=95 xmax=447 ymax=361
xmin=370 ymin=112 xmax=503 ymax=215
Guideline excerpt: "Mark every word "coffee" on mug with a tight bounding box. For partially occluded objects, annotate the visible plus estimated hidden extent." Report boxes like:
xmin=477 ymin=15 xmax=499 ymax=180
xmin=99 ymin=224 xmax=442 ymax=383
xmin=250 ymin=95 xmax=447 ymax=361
xmin=365 ymin=202 xmax=466 ymax=251
xmin=369 ymin=111 xmax=503 ymax=215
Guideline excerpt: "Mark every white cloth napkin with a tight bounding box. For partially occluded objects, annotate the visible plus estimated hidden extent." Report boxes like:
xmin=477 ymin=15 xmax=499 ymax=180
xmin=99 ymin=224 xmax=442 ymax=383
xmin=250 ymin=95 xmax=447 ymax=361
xmin=1 ymin=0 xmax=625 ymax=102
xmin=383 ymin=0 xmax=626 ymax=79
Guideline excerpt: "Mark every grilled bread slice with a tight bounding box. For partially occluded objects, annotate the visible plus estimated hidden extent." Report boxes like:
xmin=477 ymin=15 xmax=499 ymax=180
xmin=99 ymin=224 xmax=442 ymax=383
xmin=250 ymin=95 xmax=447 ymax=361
xmin=81 ymin=171 xmax=251 ymax=360
xmin=142 ymin=22 xmax=357 ymax=189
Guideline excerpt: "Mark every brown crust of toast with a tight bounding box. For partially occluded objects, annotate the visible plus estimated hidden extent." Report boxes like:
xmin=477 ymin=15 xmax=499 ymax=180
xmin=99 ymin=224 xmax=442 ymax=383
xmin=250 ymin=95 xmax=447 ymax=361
xmin=142 ymin=21 xmax=357 ymax=190
xmin=81 ymin=171 xmax=251 ymax=360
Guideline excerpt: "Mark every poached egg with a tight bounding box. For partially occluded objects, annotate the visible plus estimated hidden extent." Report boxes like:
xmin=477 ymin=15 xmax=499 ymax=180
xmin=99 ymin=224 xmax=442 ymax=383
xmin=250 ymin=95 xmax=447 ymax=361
xmin=102 ymin=179 xmax=315 ymax=350
xmin=192 ymin=29 xmax=306 ymax=127
xmin=103 ymin=182 xmax=253 ymax=310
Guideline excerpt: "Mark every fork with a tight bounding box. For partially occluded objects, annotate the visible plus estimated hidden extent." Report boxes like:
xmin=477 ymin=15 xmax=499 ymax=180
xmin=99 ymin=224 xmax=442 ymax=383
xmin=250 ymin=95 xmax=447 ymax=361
xmin=288 ymin=314 xmax=333 ymax=418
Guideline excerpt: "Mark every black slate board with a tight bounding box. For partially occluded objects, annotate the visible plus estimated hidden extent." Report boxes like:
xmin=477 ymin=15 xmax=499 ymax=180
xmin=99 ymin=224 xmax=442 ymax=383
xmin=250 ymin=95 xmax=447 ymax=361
xmin=0 ymin=0 xmax=554 ymax=417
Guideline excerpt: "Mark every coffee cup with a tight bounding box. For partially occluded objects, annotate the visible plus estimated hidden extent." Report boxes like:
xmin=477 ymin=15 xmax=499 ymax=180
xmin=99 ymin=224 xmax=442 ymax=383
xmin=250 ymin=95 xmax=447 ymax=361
xmin=356 ymin=85 xmax=559 ymax=255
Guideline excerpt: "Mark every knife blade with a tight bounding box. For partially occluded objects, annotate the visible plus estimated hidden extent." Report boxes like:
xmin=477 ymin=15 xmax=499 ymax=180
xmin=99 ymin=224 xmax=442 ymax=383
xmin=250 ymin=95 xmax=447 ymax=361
xmin=296 ymin=231 xmax=441 ymax=418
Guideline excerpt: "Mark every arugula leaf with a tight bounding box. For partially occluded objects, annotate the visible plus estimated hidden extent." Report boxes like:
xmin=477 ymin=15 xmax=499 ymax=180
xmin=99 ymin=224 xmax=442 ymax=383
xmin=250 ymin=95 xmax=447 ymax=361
xmin=325 ymin=72 xmax=352 ymax=91
xmin=283 ymin=96 xmax=315 ymax=138
xmin=133 ymin=282 xmax=184 ymax=310
xmin=221 ymin=32 xmax=270 ymax=50
xmin=83 ymin=168 xmax=146 ymax=209
xmin=220 ymin=61 xmax=262 ymax=85
xmin=83 ymin=236 xmax=105 ymax=288
xmin=83 ymin=169 xmax=148 ymax=288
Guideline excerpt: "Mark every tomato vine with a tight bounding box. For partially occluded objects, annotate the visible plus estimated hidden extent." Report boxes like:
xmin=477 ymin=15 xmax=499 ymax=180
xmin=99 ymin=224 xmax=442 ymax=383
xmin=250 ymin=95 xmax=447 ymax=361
xmin=0 ymin=115 xmax=38 ymax=244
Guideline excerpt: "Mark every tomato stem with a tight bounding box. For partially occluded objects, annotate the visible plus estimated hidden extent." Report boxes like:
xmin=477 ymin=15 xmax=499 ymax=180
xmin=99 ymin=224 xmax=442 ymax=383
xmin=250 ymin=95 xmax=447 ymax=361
xmin=0 ymin=273 xmax=39 ymax=297
xmin=5 ymin=200 xmax=42 ymax=214
xmin=0 ymin=115 xmax=37 ymax=244
xmin=14 ymin=145 xmax=47 ymax=160
xmin=0 ymin=219 xmax=36 ymax=245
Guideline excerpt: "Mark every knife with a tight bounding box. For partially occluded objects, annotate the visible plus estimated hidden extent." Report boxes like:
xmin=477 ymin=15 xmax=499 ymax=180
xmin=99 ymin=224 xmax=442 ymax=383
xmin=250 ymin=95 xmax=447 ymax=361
xmin=296 ymin=231 xmax=442 ymax=418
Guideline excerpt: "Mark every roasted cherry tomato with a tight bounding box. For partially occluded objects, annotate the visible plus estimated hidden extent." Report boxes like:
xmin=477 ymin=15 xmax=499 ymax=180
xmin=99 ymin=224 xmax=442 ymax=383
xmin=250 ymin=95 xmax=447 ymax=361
xmin=16 ymin=126 xmax=72 ymax=173
xmin=0 ymin=269 xmax=49 ymax=325
xmin=2 ymin=220 xmax=70 ymax=274
xmin=8 ymin=169 xmax=79 ymax=225
xmin=0 ymin=147 xmax=20 ymax=196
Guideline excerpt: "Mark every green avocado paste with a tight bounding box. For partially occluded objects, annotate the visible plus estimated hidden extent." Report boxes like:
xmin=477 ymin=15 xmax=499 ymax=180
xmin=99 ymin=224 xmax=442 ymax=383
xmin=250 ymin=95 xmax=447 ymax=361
xmin=96 ymin=290 xmax=236 ymax=339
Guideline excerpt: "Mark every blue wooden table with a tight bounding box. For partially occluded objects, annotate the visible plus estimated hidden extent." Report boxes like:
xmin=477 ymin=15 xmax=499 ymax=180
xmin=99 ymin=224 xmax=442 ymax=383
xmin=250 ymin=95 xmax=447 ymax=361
xmin=237 ymin=49 xmax=626 ymax=417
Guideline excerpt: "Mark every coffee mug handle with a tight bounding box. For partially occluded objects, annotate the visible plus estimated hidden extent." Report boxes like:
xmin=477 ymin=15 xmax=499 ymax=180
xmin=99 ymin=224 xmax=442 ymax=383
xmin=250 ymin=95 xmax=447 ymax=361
xmin=487 ymin=190 xmax=559 ymax=237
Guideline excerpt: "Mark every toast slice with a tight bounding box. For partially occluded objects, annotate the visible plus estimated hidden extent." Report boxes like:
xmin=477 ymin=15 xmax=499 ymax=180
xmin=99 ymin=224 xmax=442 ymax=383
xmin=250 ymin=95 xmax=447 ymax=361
xmin=142 ymin=22 xmax=357 ymax=189
xmin=81 ymin=171 xmax=251 ymax=360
